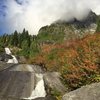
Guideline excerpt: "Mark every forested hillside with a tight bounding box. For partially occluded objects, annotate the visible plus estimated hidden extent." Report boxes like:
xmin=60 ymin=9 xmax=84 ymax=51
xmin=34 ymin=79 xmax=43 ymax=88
xmin=0 ymin=29 xmax=39 ymax=57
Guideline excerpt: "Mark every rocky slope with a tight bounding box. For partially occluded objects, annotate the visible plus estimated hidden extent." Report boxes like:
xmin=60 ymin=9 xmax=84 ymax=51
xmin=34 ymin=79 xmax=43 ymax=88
xmin=0 ymin=48 xmax=67 ymax=100
xmin=0 ymin=62 xmax=67 ymax=100
xmin=37 ymin=11 xmax=98 ymax=43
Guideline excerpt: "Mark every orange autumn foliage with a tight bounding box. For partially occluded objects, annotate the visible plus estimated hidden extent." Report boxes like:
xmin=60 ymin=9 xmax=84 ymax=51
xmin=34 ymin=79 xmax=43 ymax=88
xmin=31 ymin=33 xmax=100 ymax=89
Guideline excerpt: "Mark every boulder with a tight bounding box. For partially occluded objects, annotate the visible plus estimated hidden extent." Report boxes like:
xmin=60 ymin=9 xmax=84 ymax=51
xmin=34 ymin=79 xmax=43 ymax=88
xmin=62 ymin=82 xmax=100 ymax=100
xmin=43 ymin=72 xmax=67 ymax=94
xmin=0 ymin=70 xmax=35 ymax=99
xmin=17 ymin=56 xmax=27 ymax=64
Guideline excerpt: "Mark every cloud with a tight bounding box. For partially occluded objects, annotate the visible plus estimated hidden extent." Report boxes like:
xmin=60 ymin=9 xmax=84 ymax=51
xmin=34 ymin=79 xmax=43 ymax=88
xmin=0 ymin=0 xmax=100 ymax=35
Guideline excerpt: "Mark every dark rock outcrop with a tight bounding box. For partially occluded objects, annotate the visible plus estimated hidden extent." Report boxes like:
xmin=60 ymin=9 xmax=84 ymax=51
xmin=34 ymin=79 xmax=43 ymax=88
xmin=0 ymin=53 xmax=13 ymax=62
xmin=0 ymin=61 xmax=14 ymax=71
xmin=38 ymin=11 xmax=98 ymax=43
xmin=66 ymin=11 xmax=97 ymax=28
xmin=62 ymin=82 xmax=100 ymax=100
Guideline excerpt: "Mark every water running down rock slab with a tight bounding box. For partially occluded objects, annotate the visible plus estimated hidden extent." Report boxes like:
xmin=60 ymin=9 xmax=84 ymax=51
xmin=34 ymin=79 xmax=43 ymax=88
xmin=5 ymin=48 xmax=18 ymax=64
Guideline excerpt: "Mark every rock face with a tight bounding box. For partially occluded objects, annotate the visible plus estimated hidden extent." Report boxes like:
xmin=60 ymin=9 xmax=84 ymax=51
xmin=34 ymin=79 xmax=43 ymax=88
xmin=0 ymin=64 xmax=46 ymax=100
xmin=62 ymin=82 xmax=100 ymax=100
xmin=38 ymin=11 xmax=98 ymax=44
xmin=59 ymin=11 xmax=98 ymax=40
xmin=0 ymin=70 xmax=35 ymax=99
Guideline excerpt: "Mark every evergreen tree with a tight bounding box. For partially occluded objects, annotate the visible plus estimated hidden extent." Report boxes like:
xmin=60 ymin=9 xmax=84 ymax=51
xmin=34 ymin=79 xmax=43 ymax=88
xmin=18 ymin=33 xmax=22 ymax=48
xmin=96 ymin=17 xmax=100 ymax=32
xmin=2 ymin=34 xmax=7 ymax=45
xmin=12 ymin=30 xmax=18 ymax=46
xmin=21 ymin=40 xmax=30 ymax=56
xmin=30 ymin=41 xmax=39 ymax=57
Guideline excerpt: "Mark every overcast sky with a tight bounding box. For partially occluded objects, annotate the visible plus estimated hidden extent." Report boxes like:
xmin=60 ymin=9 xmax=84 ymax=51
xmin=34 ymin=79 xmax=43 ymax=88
xmin=0 ymin=0 xmax=100 ymax=35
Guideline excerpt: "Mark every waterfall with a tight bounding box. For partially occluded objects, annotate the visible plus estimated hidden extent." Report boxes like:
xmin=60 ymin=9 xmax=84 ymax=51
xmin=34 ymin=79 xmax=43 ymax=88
xmin=23 ymin=74 xmax=46 ymax=100
xmin=5 ymin=48 xmax=18 ymax=64
xmin=5 ymin=48 xmax=12 ymax=55
xmin=5 ymin=48 xmax=46 ymax=99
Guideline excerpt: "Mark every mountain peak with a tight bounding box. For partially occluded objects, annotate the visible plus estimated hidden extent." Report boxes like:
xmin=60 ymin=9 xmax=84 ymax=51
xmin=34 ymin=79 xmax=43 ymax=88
xmin=81 ymin=10 xmax=97 ymax=22
xmin=55 ymin=11 xmax=98 ymax=27
xmin=68 ymin=11 xmax=97 ymax=28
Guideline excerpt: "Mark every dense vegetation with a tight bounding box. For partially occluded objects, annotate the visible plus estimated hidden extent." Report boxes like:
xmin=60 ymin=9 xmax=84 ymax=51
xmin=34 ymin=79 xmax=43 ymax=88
xmin=32 ymin=33 xmax=100 ymax=90
xmin=0 ymin=29 xmax=40 ymax=57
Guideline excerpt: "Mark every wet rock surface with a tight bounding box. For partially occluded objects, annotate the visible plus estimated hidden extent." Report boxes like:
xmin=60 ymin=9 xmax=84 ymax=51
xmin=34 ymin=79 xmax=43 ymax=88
xmin=0 ymin=61 xmax=14 ymax=71
xmin=0 ymin=63 xmax=46 ymax=100
xmin=0 ymin=71 xmax=35 ymax=99
xmin=62 ymin=82 xmax=100 ymax=100
xmin=0 ymin=53 xmax=13 ymax=62
xmin=0 ymin=63 xmax=67 ymax=100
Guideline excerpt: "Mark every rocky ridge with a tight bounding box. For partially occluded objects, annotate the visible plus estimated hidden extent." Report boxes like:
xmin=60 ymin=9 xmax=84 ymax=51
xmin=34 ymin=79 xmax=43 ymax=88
xmin=38 ymin=11 xmax=98 ymax=43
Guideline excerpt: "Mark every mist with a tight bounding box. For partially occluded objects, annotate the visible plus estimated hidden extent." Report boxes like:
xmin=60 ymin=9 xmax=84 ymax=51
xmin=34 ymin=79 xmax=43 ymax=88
xmin=0 ymin=0 xmax=100 ymax=35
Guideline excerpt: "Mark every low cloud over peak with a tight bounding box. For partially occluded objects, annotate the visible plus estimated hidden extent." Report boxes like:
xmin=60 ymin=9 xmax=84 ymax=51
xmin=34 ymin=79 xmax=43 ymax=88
xmin=0 ymin=0 xmax=100 ymax=35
